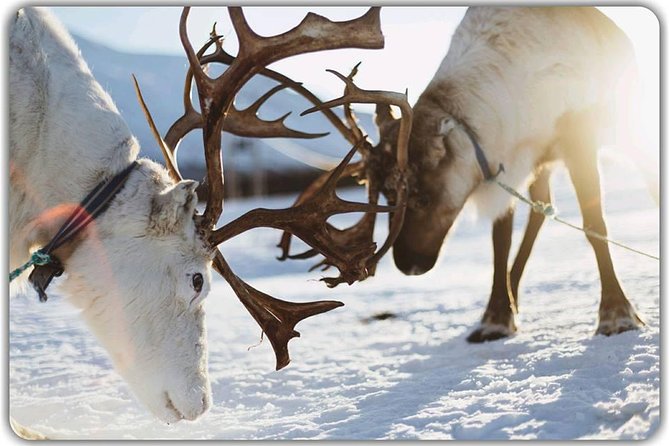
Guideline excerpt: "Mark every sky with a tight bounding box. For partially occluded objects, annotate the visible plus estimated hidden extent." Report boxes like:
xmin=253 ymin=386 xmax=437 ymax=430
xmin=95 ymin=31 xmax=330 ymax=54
xmin=49 ymin=6 xmax=466 ymax=103
xmin=48 ymin=6 xmax=658 ymax=111
xmin=44 ymin=5 xmax=660 ymax=166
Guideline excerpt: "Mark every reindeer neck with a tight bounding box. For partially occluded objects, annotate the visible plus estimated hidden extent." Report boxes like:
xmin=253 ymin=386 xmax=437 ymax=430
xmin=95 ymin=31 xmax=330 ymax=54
xmin=9 ymin=8 xmax=142 ymax=271
xmin=10 ymin=8 xmax=139 ymax=209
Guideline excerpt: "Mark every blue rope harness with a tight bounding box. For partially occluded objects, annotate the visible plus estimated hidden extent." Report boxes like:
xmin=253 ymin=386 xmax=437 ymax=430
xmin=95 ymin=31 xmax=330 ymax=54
xmin=10 ymin=161 xmax=138 ymax=301
xmin=464 ymin=128 xmax=658 ymax=261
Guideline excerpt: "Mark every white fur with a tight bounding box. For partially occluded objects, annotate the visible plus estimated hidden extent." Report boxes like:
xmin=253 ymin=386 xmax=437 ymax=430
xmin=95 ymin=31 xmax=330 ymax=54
xmin=473 ymin=322 xmax=516 ymax=338
xmin=415 ymin=7 xmax=641 ymax=220
xmin=9 ymin=8 xmax=213 ymax=423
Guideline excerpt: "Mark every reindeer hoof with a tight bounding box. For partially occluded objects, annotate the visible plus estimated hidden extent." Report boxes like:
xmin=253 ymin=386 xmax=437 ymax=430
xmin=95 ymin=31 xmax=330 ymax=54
xmin=596 ymin=314 xmax=644 ymax=336
xmin=466 ymin=322 xmax=516 ymax=343
xmin=596 ymin=303 xmax=645 ymax=336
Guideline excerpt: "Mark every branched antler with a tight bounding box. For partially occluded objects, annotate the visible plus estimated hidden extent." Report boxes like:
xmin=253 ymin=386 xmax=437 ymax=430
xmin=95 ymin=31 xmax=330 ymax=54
xmin=301 ymin=68 xmax=411 ymax=170
xmin=134 ymin=7 xmax=393 ymax=370
xmin=278 ymin=65 xmax=412 ymax=280
xmin=212 ymin=143 xmax=394 ymax=285
xmin=211 ymin=251 xmax=342 ymax=370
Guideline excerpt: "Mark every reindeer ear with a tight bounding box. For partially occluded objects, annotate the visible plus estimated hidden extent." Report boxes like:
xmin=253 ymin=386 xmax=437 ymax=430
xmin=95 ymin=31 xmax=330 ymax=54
xmin=438 ymin=117 xmax=457 ymax=136
xmin=374 ymin=103 xmax=397 ymax=129
xmin=420 ymin=116 xmax=456 ymax=169
xmin=375 ymin=104 xmax=402 ymax=153
xmin=148 ymin=180 xmax=199 ymax=235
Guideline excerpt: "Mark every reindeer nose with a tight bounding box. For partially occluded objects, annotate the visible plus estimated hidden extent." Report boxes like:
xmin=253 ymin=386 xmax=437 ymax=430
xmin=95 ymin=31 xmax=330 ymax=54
xmin=393 ymin=248 xmax=437 ymax=276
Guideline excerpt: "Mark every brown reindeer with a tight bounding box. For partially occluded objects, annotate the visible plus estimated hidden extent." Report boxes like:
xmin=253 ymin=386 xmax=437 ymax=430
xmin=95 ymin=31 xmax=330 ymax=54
xmin=388 ymin=6 xmax=647 ymax=340
xmin=281 ymin=6 xmax=649 ymax=342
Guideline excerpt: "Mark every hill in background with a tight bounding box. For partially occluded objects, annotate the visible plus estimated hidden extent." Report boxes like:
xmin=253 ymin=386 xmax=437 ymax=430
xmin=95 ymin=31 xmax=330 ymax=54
xmin=74 ymin=34 xmax=377 ymax=197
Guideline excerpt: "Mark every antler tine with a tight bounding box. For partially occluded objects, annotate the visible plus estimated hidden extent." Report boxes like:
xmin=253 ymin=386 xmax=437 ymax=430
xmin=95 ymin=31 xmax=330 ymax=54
xmin=212 ymin=251 xmax=343 ymax=370
xmin=227 ymin=7 xmax=257 ymax=56
xmin=225 ymin=84 xmax=329 ymax=139
xmin=277 ymin=161 xmax=365 ymax=260
xmin=240 ymin=84 xmax=289 ymax=120
xmin=162 ymin=26 xmax=222 ymax=163
xmin=187 ymin=24 xmax=223 ymax=113
xmin=132 ymin=75 xmax=182 ymax=182
xmin=342 ymin=63 xmax=366 ymax=144
xmin=210 ymin=142 xmax=395 ymax=285
xmin=180 ymin=8 xmax=209 ymax=90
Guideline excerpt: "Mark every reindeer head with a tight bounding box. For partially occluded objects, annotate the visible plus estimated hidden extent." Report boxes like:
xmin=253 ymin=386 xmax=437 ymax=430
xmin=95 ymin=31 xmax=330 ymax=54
xmin=379 ymin=99 xmax=481 ymax=275
xmin=280 ymin=69 xmax=485 ymax=278
xmin=61 ymin=160 xmax=212 ymax=423
xmin=276 ymin=65 xmax=415 ymax=284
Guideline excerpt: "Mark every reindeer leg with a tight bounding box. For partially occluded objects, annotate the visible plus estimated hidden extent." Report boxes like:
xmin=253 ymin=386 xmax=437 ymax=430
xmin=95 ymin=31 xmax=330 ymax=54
xmin=467 ymin=209 xmax=517 ymax=343
xmin=509 ymin=167 xmax=552 ymax=309
xmin=564 ymin=142 xmax=644 ymax=335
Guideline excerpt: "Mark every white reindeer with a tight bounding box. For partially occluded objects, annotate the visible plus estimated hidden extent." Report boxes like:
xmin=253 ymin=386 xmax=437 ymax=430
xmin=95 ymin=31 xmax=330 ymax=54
xmin=371 ymin=7 xmax=654 ymax=340
xmin=9 ymin=6 xmax=410 ymax=435
xmin=9 ymin=7 xmax=212 ymax=424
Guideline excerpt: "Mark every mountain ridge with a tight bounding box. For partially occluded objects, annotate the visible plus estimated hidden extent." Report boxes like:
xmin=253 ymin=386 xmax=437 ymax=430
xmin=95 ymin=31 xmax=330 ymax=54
xmin=72 ymin=33 xmax=377 ymax=180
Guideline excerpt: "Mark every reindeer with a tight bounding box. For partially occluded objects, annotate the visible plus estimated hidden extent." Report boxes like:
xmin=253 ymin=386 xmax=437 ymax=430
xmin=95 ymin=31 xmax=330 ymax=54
xmin=281 ymin=7 xmax=652 ymax=342
xmin=10 ymin=7 xmax=212 ymax=424
xmin=9 ymin=6 xmax=411 ymax=431
xmin=386 ymin=6 xmax=654 ymax=341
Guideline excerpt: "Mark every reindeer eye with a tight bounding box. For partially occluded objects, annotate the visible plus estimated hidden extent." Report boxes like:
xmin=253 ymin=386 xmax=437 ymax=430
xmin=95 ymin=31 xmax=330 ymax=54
xmin=192 ymin=273 xmax=203 ymax=292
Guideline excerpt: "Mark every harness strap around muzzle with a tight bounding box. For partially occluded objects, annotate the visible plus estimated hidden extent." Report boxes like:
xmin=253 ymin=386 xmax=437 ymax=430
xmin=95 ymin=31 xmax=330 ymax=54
xmin=9 ymin=161 xmax=138 ymax=302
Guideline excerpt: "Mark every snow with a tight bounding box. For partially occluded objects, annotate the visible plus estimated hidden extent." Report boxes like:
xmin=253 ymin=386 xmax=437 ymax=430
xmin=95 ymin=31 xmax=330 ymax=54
xmin=9 ymin=160 xmax=659 ymax=440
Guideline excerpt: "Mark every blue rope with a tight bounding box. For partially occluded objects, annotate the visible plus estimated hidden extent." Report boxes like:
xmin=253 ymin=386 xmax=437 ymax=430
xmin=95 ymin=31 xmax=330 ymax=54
xmin=9 ymin=250 xmax=52 ymax=282
xmin=8 ymin=161 xmax=138 ymax=299
xmin=462 ymin=126 xmax=659 ymax=261
xmin=493 ymin=177 xmax=658 ymax=261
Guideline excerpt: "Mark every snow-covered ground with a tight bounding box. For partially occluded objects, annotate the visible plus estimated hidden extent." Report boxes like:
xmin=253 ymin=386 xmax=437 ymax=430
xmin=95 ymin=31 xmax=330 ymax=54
xmin=9 ymin=160 xmax=659 ymax=440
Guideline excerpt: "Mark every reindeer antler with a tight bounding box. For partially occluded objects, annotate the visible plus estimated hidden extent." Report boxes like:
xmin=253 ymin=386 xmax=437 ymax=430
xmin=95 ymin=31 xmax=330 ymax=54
xmin=135 ymin=7 xmax=390 ymax=370
xmin=278 ymin=65 xmax=412 ymax=284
